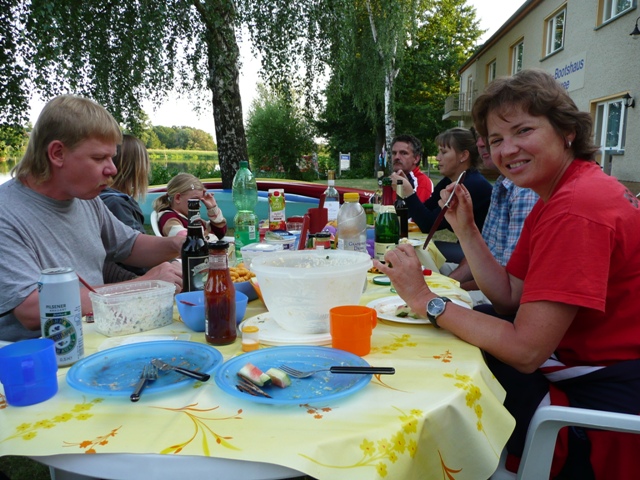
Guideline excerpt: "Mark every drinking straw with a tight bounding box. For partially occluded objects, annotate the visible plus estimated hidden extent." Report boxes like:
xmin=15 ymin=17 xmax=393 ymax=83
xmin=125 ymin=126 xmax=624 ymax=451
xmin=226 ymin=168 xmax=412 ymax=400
xmin=77 ymin=274 xmax=98 ymax=293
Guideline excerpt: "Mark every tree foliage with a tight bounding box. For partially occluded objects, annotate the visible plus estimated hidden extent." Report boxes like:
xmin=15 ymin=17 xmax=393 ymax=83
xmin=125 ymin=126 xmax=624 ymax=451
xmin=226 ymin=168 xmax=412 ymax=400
xmin=2 ymin=0 xmax=481 ymax=187
xmin=395 ymin=0 xmax=482 ymax=156
xmin=0 ymin=0 xmax=31 ymax=126
xmin=0 ymin=124 xmax=29 ymax=161
xmin=2 ymin=0 xmax=245 ymax=187
xmin=316 ymin=75 xmax=382 ymax=178
xmin=246 ymin=85 xmax=316 ymax=179
xmin=149 ymin=126 xmax=216 ymax=150
xmin=320 ymin=0 xmax=482 ymax=168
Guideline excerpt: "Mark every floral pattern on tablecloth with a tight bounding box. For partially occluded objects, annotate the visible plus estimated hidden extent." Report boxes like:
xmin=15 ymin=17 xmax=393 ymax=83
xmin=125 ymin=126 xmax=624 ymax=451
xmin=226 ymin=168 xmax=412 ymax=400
xmin=371 ymin=333 xmax=418 ymax=355
xmin=300 ymin=407 xmax=421 ymax=478
xmin=445 ymin=371 xmax=500 ymax=457
xmin=155 ymin=403 xmax=243 ymax=454
xmin=1 ymin=398 xmax=104 ymax=444
xmin=0 ymin=271 xmax=515 ymax=480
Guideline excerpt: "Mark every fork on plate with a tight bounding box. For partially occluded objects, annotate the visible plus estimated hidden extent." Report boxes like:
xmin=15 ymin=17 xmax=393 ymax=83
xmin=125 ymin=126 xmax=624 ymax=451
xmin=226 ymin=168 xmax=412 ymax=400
xmin=130 ymin=364 xmax=158 ymax=402
xmin=279 ymin=365 xmax=395 ymax=379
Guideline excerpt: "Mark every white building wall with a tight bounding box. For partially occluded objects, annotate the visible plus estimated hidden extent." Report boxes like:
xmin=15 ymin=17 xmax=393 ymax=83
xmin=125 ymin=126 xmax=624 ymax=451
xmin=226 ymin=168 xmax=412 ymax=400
xmin=457 ymin=0 xmax=639 ymax=182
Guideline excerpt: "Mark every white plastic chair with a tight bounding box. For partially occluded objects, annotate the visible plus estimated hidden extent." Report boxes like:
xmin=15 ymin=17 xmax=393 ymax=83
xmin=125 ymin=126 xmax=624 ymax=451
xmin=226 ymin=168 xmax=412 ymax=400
xmin=491 ymin=405 xmax=640 ymax=479
xmin=150 ymin=210 xmax=162 ymax=237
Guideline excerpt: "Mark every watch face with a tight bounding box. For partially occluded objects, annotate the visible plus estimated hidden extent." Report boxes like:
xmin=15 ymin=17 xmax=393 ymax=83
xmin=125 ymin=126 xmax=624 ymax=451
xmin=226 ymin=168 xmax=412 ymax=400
xmin=428 ymin=297 xmax=447 ymax=317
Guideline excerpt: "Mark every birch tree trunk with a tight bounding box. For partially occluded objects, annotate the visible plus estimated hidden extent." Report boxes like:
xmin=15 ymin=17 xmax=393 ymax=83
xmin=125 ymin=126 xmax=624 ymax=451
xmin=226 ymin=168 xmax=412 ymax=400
xmin=196 ymin=0 xmax=249 ymax=189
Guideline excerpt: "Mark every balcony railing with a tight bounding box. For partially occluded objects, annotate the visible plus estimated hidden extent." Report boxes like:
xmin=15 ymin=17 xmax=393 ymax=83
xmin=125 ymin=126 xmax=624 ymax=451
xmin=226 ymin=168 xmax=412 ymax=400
xmin=442 ymin=92 xmax=475 ymax=121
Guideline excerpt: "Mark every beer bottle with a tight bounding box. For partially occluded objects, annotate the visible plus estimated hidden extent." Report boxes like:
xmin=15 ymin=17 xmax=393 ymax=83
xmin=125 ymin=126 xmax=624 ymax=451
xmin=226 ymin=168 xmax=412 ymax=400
xmin=374 ymin=178 xmax=399 ymax=262
xmin=394 ymin=180 xmax=409 ymax=239
xmin=181 ymin=199 xmax=209 ymax=292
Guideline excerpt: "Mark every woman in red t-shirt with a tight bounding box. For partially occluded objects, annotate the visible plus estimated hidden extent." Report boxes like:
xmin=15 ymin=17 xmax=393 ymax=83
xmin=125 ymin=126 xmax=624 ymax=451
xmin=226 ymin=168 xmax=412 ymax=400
xmin=376 ymin=69 xmax=640 ymax=479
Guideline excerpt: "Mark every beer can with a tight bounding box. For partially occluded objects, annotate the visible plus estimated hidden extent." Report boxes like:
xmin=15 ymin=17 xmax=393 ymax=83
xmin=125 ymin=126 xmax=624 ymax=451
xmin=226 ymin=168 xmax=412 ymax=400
xmin=38 ymin=267 xmax=84 ymax=367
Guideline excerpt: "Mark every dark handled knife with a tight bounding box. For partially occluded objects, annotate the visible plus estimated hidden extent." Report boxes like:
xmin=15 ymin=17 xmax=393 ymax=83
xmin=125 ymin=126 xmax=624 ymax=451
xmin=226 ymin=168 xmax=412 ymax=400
xmin=422 ymin=170 xmax=467 ymax=250
xmin=329 ymin=366 xmax=395 ymax=375
xmin=151 ymin=358 xmax=211 ymax=382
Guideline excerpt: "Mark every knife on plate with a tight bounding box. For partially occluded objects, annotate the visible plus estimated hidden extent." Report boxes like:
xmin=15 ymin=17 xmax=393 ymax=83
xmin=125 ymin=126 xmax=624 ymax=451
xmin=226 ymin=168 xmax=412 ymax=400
xmin=422 ymin=170 xmax=466 ymax=250
xmin=151 ymin=358 xmax=211 ymax=382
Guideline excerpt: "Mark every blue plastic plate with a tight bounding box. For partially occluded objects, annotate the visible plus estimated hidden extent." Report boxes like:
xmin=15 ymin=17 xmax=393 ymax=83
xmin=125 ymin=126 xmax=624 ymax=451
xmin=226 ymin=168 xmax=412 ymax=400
xmin=66 ymin=340 xmax=223 ymax=396
xmin=215 ymin=346 xmax=372 ymax=405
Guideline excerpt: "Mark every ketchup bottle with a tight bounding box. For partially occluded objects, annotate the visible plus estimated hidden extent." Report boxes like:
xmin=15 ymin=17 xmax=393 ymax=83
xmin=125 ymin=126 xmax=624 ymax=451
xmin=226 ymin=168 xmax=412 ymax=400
xmin=204 ymin=240 xmax=236 ymax=345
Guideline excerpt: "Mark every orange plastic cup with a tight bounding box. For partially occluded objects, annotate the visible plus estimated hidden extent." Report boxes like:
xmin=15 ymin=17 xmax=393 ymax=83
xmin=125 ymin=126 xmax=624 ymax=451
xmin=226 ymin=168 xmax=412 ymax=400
xmin=330 ymin=305 xmax=377 ymax=356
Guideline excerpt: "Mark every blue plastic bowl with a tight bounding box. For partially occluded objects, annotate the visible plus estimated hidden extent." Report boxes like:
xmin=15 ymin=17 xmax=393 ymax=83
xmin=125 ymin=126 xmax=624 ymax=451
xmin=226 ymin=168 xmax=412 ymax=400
xmin=234 ymin=280 xmax=258 ymax=301
xmin=176 ymin=290 xmax=249 ymax=332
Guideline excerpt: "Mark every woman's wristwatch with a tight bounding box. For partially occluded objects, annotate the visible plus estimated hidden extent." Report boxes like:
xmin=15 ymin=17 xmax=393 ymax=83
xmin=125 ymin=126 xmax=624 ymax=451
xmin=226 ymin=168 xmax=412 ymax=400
xmin=426 ymin=297 xmax=451 ymax=328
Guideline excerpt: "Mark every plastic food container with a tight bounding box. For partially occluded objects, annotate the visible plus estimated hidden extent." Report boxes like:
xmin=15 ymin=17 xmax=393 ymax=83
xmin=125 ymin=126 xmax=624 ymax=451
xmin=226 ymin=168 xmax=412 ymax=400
xmin=89 ymin=280 xmax=176 ymax=337
xmin=264 ymin=232 xmax=297 ymax=251
xmin=250 ymin=250 xmax=372 ymax=335
xmin=240 ymin=243 xmax=283 ymax=268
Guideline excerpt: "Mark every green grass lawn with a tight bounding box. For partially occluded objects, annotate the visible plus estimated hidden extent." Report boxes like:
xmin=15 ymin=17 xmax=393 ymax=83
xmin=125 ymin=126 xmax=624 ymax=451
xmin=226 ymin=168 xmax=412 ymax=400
xmin=0 ymin=456 xmax=49 ymax=480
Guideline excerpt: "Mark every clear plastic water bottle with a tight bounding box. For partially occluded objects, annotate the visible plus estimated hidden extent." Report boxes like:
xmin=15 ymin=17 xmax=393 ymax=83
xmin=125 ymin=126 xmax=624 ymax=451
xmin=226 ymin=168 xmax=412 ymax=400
xmin=337 ymin=192 xmax=367 ymax=253
xmin=232 ymin=161 xmax=259 ymax=260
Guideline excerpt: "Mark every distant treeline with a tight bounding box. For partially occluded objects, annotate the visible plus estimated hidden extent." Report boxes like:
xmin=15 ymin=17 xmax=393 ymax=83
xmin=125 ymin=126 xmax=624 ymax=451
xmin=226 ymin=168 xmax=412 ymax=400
xmin=148 ymin=149 xmax=218 ymax=162
xmin=142 ymin=126 xmax=216 ymax=151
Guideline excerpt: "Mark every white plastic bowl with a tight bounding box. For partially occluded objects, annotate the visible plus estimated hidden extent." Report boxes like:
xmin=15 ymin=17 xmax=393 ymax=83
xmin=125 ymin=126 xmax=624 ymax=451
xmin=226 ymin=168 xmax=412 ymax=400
xmin=250 ymin=250 xmax=372 ymax=334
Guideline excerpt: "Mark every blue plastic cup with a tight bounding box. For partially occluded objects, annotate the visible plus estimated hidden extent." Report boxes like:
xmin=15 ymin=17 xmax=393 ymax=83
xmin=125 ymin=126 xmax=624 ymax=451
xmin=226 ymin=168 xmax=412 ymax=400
xmin=0 ymin=338 xmax=58 ymax=406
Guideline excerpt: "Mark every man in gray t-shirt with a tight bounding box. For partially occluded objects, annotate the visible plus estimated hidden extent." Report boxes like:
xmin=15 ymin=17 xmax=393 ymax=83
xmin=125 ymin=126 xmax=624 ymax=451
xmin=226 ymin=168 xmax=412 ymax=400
xmin=0 ymin=95 xmax=184 ymax=342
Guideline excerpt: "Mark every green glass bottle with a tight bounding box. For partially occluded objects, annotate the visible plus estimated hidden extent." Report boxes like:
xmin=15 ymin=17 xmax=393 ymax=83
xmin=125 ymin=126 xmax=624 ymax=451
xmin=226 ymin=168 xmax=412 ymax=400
xmin=374 ymin=178 xmax=399 ymax=262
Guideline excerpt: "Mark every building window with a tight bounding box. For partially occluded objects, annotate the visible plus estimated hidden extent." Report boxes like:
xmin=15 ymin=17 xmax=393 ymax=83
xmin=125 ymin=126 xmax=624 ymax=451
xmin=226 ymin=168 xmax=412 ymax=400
xmin=487 ymin=60 xmax=497 ymax=82
xmin=466 ymin=75 xmax=475 ymax=111
xmin=594 ymin=98 xmax=628 ymax=153
xmin=601 ymin=0 xmax=633 ymax=22
xmin=546 ymin=8 xmax=566 ymax=55
xmin=511 ymin=40 xmax=524 ymax=74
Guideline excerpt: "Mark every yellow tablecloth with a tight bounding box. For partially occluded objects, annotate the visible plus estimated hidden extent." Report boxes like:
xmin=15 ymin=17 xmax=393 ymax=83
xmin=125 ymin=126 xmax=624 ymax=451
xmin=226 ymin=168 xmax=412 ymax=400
xmin=0 ymin=275 xmax=514 ymax=480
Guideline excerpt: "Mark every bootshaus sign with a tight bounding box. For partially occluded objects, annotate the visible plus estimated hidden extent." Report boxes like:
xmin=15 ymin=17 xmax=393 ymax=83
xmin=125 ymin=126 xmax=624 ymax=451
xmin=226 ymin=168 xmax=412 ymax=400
xmin=551 ymin=52 xmax=587 ymax=92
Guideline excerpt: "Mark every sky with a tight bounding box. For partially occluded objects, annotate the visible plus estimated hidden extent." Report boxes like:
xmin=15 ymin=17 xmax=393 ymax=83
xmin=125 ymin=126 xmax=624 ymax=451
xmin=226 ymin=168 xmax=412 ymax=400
xmin=29 ymin=0 xmax=526 ymax=139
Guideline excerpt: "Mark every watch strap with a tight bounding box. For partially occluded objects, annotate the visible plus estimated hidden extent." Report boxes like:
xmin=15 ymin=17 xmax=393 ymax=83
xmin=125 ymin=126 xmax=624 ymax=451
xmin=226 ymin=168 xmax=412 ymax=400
xmin=427 ymin=297 xmax=451 ymax=329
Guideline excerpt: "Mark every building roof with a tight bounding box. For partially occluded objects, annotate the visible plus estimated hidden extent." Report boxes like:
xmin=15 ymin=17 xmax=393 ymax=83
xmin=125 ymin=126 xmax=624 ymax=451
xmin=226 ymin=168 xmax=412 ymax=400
xmin=459 ymin=0 xmax=542 ymax=75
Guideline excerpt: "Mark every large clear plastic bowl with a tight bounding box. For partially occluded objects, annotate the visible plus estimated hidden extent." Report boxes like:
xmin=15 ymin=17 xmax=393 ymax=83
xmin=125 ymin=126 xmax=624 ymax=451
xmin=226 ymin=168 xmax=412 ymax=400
xmin=250 ymin=250 xmax=372 ymax=334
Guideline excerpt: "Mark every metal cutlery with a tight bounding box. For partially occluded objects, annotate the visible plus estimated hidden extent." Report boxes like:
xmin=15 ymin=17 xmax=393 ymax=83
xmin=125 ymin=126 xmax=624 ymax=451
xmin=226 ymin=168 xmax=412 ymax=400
xmin=151 ymin=358 xmax=210 ymax=382
xmin=422 ymin=170 xmax=467 ymax=250
xmin=279 ymin=364 xmax=395 ymax=379
xmin=236 ymin=376 xmax=272 ymax=398
xmin=130 ymin=364 xmax=158 ymax=402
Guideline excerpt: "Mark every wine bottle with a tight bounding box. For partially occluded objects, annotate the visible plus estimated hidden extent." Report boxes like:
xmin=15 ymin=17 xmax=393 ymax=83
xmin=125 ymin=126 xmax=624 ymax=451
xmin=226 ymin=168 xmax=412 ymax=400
xmin=324 ymin=170 xmax=340 ymax=222
xmin=374 ymin=178 xmax=399 ymax=262
xmin=181 ymin=199 xmax=209 ymax=292
xmin=394 ymin=180 xmax=409 ymax=239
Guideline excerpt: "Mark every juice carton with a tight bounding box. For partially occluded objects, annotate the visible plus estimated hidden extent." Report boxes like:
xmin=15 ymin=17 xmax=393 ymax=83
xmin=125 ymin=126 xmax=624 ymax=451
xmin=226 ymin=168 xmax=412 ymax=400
xmin=268 ymin=189 xmax=286 ymax=230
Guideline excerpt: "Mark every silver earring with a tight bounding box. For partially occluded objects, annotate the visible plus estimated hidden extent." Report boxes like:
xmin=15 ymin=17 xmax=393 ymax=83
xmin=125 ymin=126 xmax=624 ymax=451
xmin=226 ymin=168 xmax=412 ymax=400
xmin=566 ymin=139 xmax=572 ymax=148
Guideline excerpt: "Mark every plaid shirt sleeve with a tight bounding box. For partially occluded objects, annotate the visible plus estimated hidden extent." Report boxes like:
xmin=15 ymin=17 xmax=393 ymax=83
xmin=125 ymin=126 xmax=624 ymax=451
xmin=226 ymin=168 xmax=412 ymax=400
xmin=481 ymin=177 xmax=539 ymax=266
